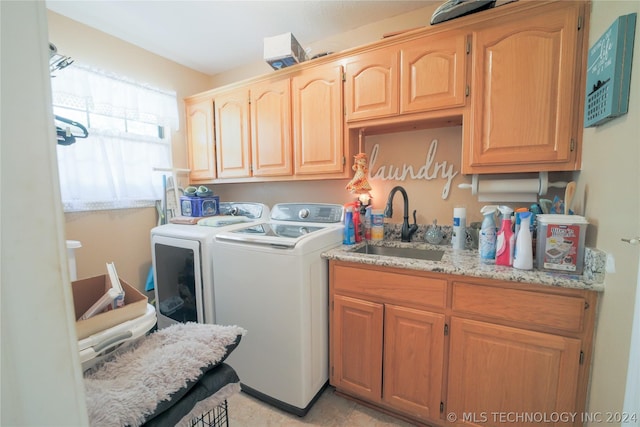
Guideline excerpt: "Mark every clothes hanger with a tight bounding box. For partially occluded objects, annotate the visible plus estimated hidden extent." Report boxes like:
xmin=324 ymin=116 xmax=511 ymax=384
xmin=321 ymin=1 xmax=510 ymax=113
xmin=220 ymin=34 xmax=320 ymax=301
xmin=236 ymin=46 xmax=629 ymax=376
xmin=55 ymin=115 xmax=88 ymax=146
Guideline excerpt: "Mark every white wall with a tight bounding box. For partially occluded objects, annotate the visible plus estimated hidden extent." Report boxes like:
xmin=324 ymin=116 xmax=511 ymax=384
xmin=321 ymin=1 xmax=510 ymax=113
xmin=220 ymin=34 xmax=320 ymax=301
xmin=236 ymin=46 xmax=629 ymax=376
xmin=0 ymin=1 xmax=88 ymax=425
xmin=579 ymin=1 xmax=640 ymax=423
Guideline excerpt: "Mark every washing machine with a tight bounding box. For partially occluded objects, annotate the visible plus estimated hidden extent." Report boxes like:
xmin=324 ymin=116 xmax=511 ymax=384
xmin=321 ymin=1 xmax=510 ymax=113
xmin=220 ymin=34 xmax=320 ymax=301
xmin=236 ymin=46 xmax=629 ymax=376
xmin=212 ymin=203 xmax=344 ymax=415
xmin=150 ymin=202 xmax=269 ymax=328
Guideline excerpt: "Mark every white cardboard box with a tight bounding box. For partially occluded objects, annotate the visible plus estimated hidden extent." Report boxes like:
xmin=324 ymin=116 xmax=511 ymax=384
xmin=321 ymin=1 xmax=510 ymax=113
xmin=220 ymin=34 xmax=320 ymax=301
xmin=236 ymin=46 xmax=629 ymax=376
xmin=264 ymin=32 xmax=308 ymax=70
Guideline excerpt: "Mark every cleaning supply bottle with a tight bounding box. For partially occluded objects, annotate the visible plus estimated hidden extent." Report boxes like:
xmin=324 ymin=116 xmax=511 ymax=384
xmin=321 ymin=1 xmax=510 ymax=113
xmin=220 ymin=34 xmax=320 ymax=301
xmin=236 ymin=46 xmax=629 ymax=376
xmin=495 ymin=206 xmax=514 ymax=266
xmin=343 ymin=207 xmax=355 ymax=245
xmin=364 ymin=206 xmax=372 ymax=240
xmin=513 ymin=211 xmax=533 ymax=270
xmin=514 ymin=207 xmax=529 ymax=237
xmin=344 ymin=202 xmax=362 ymax=242
xmin=452 ymin=207 xmax=467 ymax=250
xmin=353 ymin=207 xmax=362 ymax=243
xmin=479 ymin=206 xmax=498 ymax=264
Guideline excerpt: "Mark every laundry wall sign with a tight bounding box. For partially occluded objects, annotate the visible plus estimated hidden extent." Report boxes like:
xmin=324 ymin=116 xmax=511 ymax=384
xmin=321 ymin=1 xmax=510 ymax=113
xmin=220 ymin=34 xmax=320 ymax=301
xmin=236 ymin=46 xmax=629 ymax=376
xmin=368 ymin=138 xmax=459 ymax=199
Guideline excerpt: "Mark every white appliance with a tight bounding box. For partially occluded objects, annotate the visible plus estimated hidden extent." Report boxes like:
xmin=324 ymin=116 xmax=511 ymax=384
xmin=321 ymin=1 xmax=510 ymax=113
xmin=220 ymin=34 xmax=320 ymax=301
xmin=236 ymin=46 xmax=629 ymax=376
xmin=150 ymin=202 xmax=269 ymax=328
xmin=212 ymin=203 xmax=344 ymax=416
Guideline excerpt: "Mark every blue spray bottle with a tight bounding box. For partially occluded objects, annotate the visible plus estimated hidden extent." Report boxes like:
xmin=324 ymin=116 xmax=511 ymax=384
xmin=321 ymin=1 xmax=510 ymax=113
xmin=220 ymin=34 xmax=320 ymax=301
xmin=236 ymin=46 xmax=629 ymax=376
xmin=479 ymin=205 xmax=498 ymax=264
xmin=343 ymin=207 xmax=355 ymax=245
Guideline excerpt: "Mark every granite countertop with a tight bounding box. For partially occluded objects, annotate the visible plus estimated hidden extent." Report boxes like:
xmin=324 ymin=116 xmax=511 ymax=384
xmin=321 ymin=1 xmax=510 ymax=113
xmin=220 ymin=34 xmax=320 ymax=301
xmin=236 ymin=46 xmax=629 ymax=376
xmin=322 ymin=239 xmax=606 ymax=292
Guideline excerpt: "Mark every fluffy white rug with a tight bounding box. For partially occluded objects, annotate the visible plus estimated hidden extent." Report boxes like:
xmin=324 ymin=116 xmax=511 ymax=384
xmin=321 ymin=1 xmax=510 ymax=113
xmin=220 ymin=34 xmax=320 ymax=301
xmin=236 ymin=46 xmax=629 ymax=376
xmin=84 ymin=323 xmax=246 ymax=427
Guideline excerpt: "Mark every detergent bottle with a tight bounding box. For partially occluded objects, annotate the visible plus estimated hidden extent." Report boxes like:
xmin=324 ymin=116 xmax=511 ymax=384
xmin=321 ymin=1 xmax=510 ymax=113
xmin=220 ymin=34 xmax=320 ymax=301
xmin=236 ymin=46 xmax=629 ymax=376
xmin=513 ymin=211 xmax=533 ymax=270
xmin=479 ymin=205 xmax=498 ymax=264
xmin=495 ymin=206 xmax=514 ymax=266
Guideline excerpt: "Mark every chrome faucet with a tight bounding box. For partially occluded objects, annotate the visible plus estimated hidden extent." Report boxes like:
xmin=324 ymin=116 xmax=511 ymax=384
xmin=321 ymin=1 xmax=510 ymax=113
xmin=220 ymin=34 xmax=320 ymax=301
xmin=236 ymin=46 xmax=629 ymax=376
xmin=384 ymin=186 xmax=418 ymax=242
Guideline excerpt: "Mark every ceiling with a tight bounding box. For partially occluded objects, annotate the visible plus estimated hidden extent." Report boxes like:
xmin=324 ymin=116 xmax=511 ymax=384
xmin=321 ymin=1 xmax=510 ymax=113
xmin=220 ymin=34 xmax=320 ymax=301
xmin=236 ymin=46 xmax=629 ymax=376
xmin=46 ymin=1 xmax=437 ymax=76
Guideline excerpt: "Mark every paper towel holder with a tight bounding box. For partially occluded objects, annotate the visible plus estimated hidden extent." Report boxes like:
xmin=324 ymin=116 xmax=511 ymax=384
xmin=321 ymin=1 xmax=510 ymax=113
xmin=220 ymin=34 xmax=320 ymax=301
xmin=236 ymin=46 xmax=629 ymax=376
xmin=458 ymin=172 xmax=568 ymax=196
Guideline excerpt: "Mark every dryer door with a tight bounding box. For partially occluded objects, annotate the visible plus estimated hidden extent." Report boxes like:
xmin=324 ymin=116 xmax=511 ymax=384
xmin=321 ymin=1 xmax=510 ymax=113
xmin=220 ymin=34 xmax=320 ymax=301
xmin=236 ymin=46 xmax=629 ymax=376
xmin=151 ymin=235 xmax=204 ymax=328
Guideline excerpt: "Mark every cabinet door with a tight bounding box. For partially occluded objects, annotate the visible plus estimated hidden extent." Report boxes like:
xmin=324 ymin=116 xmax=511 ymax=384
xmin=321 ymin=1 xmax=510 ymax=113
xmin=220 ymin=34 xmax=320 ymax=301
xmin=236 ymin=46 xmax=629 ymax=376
xmin=214 ymin=88 xmax=251 ymax=178
xmin=447 ymin=317 xmax=582 ymax=427
xmin=465 ymin=2 xmax=583 ymax=173
xmin=331 ymin=295 xmax=383 ymax=402
xmin=344 ymin=46 xmax=399 ymax=121
xmin=186 ymin=98 xmax=216 ymax=181
xmin=383 ymin=304 xmax=445 ymax=422
xmin=250 ymin=79 xmax=293 ymax=177
xmin=292 ymin=63 xmax=344 ymax=175
xmin=400 ymin=32 xmax=467 ymax=114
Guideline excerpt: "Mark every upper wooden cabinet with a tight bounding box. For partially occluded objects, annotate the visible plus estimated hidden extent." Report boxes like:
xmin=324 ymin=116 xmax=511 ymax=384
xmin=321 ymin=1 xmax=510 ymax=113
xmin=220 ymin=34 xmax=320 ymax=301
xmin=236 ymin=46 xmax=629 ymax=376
xmin=344 ymin=46 xmax=399 ymax=121
xmin=213 ymin=80 xmax=293 ymax=179
xmin=250 ymin=79 xmax=293 ymax=177
xmin=292 ymin=63 xmax=345 ymax=175
xmin=185 ymin=97 xmax=216 ymax=182
xmin=214 ymin=88 xmax=251 ymax=179
xmin=463 ymin=1 xmax=587 ymax=173
xmin=400 ymin=31 xmax=467 ymax=114
xmin=344 ymin=31 xmax=467 ymax=122
xmin=185 ymin=0 xmax=589 ymax=182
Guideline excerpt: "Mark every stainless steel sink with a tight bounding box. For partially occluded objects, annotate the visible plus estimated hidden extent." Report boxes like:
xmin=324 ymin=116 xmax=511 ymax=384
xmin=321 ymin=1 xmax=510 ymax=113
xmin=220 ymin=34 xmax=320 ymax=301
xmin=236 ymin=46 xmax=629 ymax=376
xmin=354 ymin=245 xmax=444 ymax=261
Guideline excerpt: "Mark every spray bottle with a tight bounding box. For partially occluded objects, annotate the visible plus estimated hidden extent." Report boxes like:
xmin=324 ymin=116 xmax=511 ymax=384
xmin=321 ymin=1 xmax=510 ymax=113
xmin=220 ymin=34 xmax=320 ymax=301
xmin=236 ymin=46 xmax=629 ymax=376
xmin=345 ymin=202 xmax=362 ymax=243
xmin=513 ymin=211 xmax=533 ymax=270
xmin=479 ymin=205 xmax=498 ymax=264
xmin=343 ymin=207 xmax=355 ymax=245
xmin=495 ymin=206 xmax=514 ymax=266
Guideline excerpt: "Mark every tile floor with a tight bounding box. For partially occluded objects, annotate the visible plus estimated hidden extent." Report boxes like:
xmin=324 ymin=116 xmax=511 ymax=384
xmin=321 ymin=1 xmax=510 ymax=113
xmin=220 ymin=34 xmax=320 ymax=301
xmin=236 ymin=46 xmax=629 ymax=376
xmin=227 ymin=386 xmax=417 ymax=426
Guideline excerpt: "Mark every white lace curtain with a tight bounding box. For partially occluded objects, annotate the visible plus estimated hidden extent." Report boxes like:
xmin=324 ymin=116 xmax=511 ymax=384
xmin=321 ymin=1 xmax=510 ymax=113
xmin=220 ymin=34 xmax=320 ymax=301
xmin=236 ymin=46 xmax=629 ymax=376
xmin=51 ymin=64 xmax=179 ymax=212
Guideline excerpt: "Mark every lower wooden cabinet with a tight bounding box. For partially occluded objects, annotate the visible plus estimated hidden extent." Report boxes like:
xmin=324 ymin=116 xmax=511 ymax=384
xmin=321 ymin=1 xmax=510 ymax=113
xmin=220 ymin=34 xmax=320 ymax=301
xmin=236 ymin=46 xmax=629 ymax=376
xmin=332 ymin=295 xmax=383 ymax=402
xmin=383 ymin=304 xmax=445 ymax=421
xmin=446 ymin=318 xmax=582 ymax=427
xmin=329 ymin=260 xmax=597 ymax=427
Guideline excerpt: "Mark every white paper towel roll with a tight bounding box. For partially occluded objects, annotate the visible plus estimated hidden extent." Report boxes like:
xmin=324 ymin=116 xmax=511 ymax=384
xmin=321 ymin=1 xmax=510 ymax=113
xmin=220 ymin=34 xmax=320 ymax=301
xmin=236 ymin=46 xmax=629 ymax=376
xmin=477 ymin=193 xmax=538 ymax=202
xmin=476 ymin=178 xmax=540 ymax=194
xmin=458 ymin=173 xmax=567 ymax=202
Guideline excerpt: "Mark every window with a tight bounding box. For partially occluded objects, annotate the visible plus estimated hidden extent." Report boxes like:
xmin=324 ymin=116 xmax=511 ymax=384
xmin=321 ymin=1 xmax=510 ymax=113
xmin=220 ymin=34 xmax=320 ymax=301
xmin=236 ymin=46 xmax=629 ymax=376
xmin=51 ymin=64 xmax=179 ymax=212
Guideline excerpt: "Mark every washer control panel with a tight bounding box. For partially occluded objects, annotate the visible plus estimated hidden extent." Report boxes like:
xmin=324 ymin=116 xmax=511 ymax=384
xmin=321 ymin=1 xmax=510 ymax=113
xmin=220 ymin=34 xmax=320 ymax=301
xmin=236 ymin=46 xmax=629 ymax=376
xmin=271 ymin=203 xmax=343 ymax=223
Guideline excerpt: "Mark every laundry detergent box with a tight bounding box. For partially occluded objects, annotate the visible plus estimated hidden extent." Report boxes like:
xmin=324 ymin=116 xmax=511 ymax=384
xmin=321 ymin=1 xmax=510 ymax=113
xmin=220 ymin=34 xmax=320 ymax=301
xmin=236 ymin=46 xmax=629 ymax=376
xmin=180 ymin=195 xmax=219 ymax=217
xmin=536 ymin=214 xmax=588 ymax=274
xmin=72 ymin=274 xmax=147 ymax=340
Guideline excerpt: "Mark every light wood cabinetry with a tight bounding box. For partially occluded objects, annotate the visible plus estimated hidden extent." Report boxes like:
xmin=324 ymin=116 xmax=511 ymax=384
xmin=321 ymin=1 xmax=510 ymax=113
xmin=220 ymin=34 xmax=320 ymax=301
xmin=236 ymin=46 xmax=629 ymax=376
xmin=185 ymin=1 xmax=589 ymax=182
xmin=331 ymin=263 xmax=448 ymax=424
xmin=344 ymin=46 xmax=399 ymax=121
xmin=332 ymin=295 xmax=383 ymax=402
xmin=185 ymin=97 xmax=216 ymax=182
xmin=383 ymin=304 xmax=445 ymax=420
xmin=292 ymin=62 xmax=345 ymax=175
xmin=447 ymin=318 xmax=581 ymax=427
xmin=329 ymin=260 xmax=597 ymax=427
xmin=463 ymin=1 xmax=587 ymax=173
xmin=344 ymin=31 xmax=467 ymax=122
xmin=214 ymin=88 xmax=251 ymax=179
xmin=213 ymin=80 xmax=292 ymax=179
xmin=250 ymin=79 xmax=292 ymax=177
xmin=400 ymin=31 xmax=467 ymax=114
